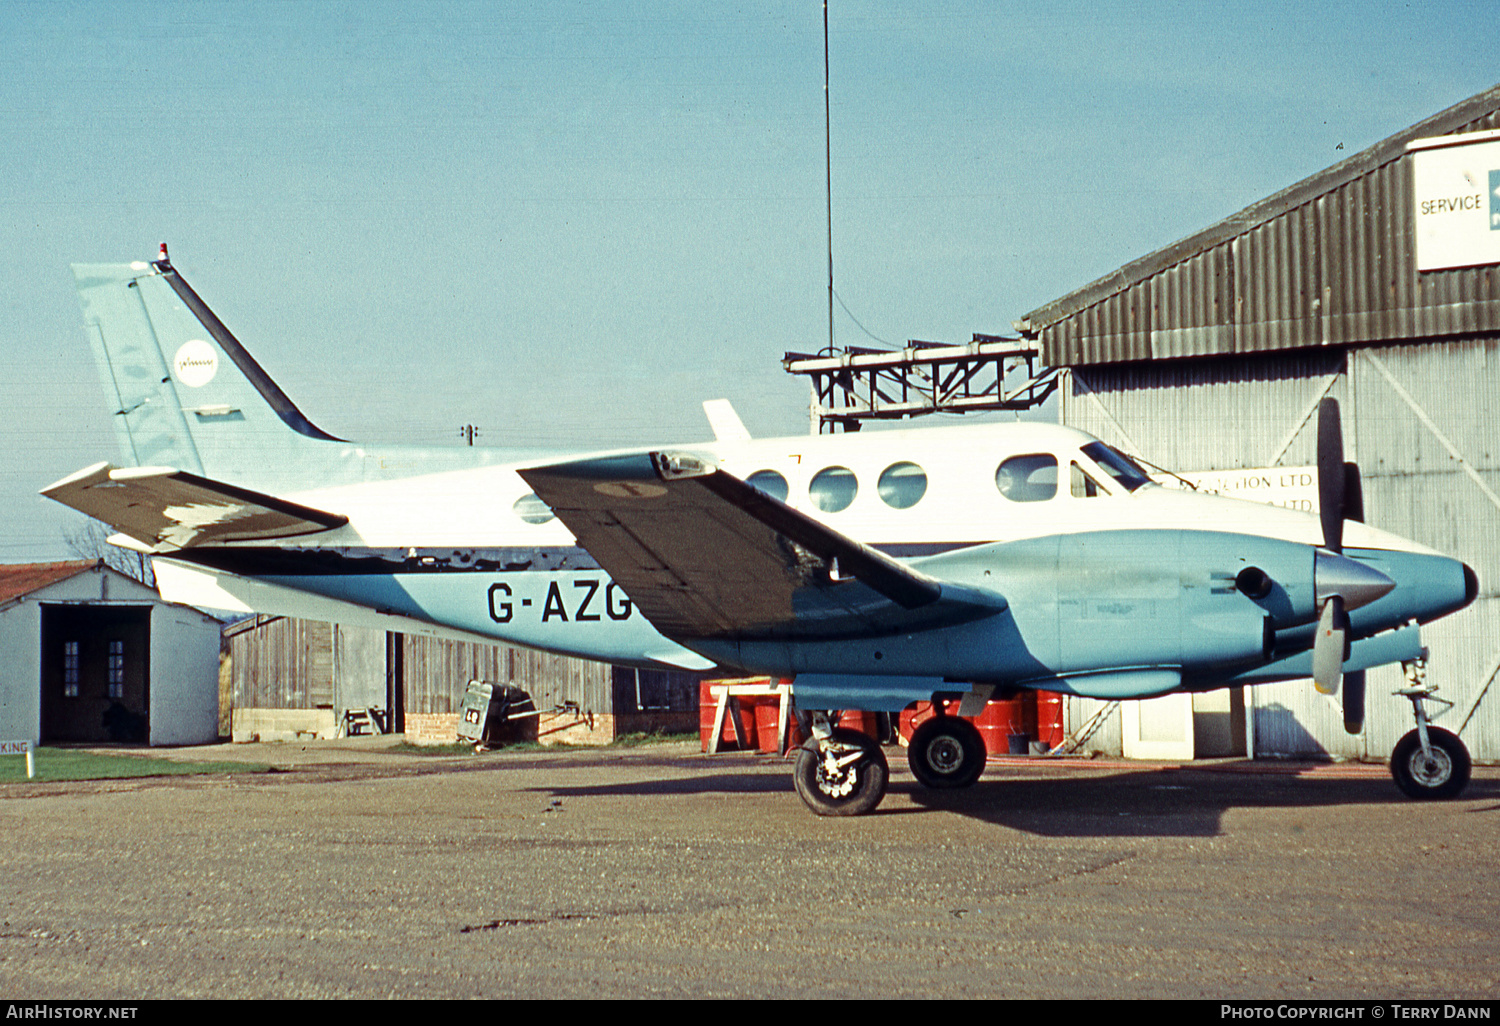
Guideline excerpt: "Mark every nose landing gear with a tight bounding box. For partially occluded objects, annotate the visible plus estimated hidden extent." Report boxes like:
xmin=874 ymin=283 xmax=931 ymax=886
xmin=1390 ymin=658 xmax=1472 ymax=800
xmin=792 ymin=713 xmax=889 ymax=817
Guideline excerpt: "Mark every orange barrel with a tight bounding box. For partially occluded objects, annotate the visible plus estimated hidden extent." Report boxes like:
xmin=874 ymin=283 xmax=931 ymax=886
xmin=755 ymin=697 xmax=792 ymax=754
xmin=974 ymin=696 xmax=1028 ymax=756
xmin=1035 ymin=690 xmax=1064 ymax=749
xmin=699 ymin=679 xmax=719 ymax=751
xmin=898 ymin=701 xmax=932 ymax=743
xmin=837 ymin=709 xmax=880 ymax=739
xmin=733 ymin=694 xmax=760 ymax=752
xmin=700 ymin=680 xmax=762 ymax=751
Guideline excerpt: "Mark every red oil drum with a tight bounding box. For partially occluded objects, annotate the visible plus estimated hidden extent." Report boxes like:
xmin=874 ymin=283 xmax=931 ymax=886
xmin=700 ymin=679 xmax=766 ymax=751
xmin=837 ymin=709 xmax=881 ymax=738
xmin=973 ymin=696 xmax=1028 ymax=756
xmin=1035 ymin=690 xmax=1064 ymax=750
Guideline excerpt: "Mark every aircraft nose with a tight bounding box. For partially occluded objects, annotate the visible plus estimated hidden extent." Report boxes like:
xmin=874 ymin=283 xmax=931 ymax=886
xmin=1314 ymin=550 xmax=1396 ymax=611
xmin=1465 ymin=563 xmax=1480 ymax=607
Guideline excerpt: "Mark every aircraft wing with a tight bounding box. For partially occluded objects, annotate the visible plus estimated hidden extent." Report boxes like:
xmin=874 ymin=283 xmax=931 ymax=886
xmin=42 ymin=462 xmax=348 ymax=553
xmin=519 ymin=451 xmax=1004 ymax=640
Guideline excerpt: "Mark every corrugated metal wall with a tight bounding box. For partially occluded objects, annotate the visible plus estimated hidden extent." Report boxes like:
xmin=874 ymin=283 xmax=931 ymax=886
xmin=1032 ymin=97 xmax=1500 ymax=368
xmin=1352 ymin=340 xmax=1500 ymax=763
xmin=1062 ymin=350 xmax=1345 ymax=471
xmin=1062 ymin=343 xmax=1499 ymax=762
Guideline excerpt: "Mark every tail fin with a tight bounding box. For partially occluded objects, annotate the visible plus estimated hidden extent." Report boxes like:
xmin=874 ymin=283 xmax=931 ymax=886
xmin=71 ymin=250 xmax=346 ymax=489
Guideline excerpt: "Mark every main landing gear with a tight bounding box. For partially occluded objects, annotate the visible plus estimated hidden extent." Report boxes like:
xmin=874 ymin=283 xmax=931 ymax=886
xmin=906 ymin=713 xmax=986 ymax=790
xmin=1390 ymin=658 xmax=1472 ymax=800
xmin=792 ymin=707 xmax=989 ymax=816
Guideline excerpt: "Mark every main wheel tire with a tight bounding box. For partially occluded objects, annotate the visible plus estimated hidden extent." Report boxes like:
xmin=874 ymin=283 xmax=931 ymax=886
xmin=792 ymin=728 xmax=888 ymax=817
xmin=907 ymin=716 xmax=987 ymax=790
xmin=1391 ymin=727 xmax=1471 ymax=800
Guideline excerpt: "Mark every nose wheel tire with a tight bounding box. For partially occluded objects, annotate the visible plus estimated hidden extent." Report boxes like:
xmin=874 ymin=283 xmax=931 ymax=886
xmin=793 ymin=728 xmax=888 ymax=817
xmin=907 ymin=716 xmax=987 ymax=790
xmin=1390 ymin=727 xmax=1471 ymax=800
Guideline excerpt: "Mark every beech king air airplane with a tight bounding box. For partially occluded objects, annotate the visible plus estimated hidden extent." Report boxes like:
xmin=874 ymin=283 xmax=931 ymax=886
xmin=45 ymin=249 xmax=1480 ymax=815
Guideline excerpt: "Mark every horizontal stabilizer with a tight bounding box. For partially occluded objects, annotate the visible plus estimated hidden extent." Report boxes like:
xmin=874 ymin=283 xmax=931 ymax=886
xmin=42 ymin=462 xmax=347 ymax=553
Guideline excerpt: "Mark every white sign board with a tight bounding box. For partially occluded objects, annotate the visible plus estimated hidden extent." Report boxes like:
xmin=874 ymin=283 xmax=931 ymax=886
xmin=1153 ymin=466 xmax=1318 ymax=513
xmin=2 ymin=739 xmax=34 ymax=779
xmin=1410 ymin=130 xmax=1500 ymax=272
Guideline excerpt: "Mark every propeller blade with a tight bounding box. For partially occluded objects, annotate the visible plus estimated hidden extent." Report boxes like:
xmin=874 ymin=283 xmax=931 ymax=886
xmin=1312 ymin=595 xmax=1348 ymax=695
xmin=1342 ymin=669 xmax=1366 ymax=735
xmin=1343 ymin=461 xmax=1364 ymax=525
xmin=1317 ymin=398 xmax=1346 ymax=553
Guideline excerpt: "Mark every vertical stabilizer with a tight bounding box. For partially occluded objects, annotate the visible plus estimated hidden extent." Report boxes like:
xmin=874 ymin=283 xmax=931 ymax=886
xmin=71 ymin=252 xmax=348 ymax=489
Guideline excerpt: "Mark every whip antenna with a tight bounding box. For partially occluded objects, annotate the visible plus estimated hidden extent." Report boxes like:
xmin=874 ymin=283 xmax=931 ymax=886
xmin=824 ymin=1 xmax=834 ymax=353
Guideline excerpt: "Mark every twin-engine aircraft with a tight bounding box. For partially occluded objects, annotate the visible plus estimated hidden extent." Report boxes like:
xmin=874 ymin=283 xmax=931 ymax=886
xmin=45 ymin=250 xmax=1479 ymax=815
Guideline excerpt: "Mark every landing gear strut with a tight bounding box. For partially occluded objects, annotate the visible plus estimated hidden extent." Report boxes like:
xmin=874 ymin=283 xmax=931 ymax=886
xmin=792 ymin=713 xmax=888 ymax=816
xmin=1390 ymin=658 xmax=1472 ymax=800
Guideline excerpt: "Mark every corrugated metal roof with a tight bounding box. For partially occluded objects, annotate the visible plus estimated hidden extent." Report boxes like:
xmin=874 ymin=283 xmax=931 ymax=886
xmin=1022 ymin=84 xmax=1500 ymax=366
xmin=0 ymin=560 xmax=100 ymax=606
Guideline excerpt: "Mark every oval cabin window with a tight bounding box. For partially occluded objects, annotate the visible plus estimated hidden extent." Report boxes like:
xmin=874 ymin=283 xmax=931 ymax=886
xmin=809 ymin=466 xmax=858 ymax=512
xmin=877 ymin=462 xmax=927 ymax=509
xmin=512 ymin=493 xmax=556 ymax=525
xmin=746 ymin=470 xmax=790 ymax=503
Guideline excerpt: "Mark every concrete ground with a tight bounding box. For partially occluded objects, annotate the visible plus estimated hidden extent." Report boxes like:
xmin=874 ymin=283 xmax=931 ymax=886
xmin=1 ymin=738 xmax=1496 ymax=1000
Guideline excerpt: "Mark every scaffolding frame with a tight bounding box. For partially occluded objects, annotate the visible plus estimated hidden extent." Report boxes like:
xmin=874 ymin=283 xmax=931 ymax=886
xmin=782 ymin=334 xmax=1059 ymax=433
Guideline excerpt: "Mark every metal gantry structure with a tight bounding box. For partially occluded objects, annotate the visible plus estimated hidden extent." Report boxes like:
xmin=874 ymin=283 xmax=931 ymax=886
xmin=782 ymin=333 xmax=1059 ymax=433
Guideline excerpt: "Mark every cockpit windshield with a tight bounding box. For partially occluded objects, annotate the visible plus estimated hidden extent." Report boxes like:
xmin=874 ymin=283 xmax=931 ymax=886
xmin=1080 ymin=442 xmax=1154 ymax=493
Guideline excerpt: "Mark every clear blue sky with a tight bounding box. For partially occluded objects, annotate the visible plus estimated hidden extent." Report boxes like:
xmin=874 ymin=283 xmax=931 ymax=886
xmin=1 ymin=0 xmax=1495 ymax=561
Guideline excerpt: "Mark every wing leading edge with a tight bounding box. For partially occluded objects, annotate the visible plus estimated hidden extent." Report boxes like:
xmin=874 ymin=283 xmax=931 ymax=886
xmin=519 ymin=451 xmax=1006 ymax=640
xmin=42 ymin=462 xmax=348 ymax=553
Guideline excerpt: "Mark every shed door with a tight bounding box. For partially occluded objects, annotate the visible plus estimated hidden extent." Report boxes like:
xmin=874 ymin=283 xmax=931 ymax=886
xmin=40 ymin=606 xmax=151 ymax=743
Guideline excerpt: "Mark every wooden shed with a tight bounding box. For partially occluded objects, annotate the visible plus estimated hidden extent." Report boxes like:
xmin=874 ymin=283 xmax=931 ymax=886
xmin=224 ymin=615 xmax=698 ymax=745
xmin=0 ymin=561 xmax=221 ymax=746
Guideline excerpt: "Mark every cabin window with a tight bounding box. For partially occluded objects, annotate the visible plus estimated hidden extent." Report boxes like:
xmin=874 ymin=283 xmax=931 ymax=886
xmin=746 ymin=470 xmax=789 ymax=502
xmin=809 ymin=466 xmax=858 ymax=512
xmin=1081 ymin=442 xmax=1152 ymax=492
xmin=512 ymin=493 xmax=556 ymax=525
xmin=1071 ymin=462 xmax=1108 ymax=498
xmin=877 ymin=462 xmax=927 ymax=509
xmin=995 ymin=454 xmax=1057 ymax=502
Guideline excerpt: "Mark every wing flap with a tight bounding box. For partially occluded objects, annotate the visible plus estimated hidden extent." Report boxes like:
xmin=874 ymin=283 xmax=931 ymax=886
xmin=42 ymin=462 xmax=348 ymax=553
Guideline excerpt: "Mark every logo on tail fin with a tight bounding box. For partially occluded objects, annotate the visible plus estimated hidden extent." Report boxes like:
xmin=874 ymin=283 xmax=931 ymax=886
xmin=172 ymin=339 xmax=219 ymax=387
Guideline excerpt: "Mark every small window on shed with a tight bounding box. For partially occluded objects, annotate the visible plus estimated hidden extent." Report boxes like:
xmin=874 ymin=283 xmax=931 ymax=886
xmin=995 ymin=454 xmax=1057 ymax=502
xmin=809 ymin=466 xmax=858 ymax=512
xmin=63 ymin=640 xmax=80 ymax=698
xmin=107 ymin=640 xmax=125 ymax=699
xmin=746 ymin=470 xmax=789 ymax=503
xmin=877 ymin=462 xmax=927 ymax=509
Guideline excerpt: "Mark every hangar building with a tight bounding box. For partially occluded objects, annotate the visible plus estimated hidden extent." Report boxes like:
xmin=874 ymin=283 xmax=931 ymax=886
xmin=1016 ymin=83 xmax=1500 ymax=763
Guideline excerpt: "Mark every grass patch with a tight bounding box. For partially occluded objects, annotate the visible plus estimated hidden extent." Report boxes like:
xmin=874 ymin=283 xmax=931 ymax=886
xmin=0 ymin=748 xmax=268 ymax=783
xmin=383 ymin=741 xmax=490 ymax=757
xmin=383 ymin=731 xmax=696 ymax=756
xmin=610 ymin=730 xmax=698 ymax=748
